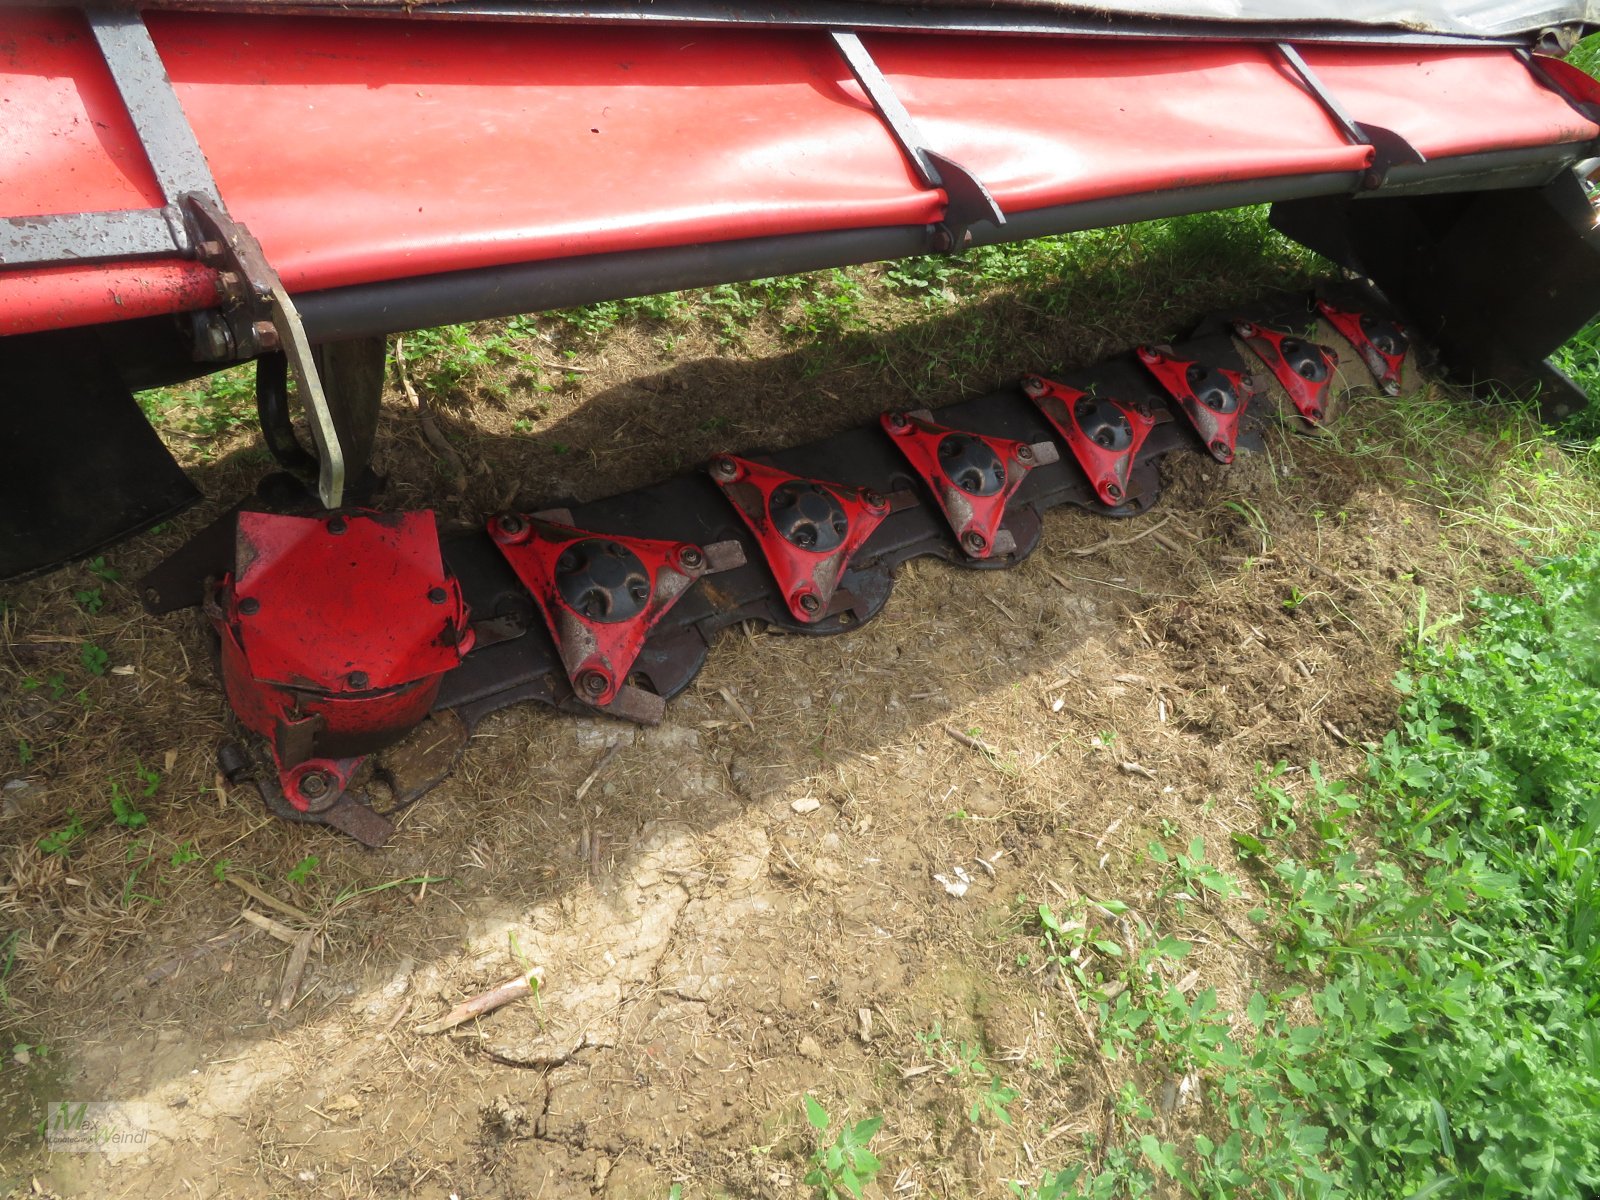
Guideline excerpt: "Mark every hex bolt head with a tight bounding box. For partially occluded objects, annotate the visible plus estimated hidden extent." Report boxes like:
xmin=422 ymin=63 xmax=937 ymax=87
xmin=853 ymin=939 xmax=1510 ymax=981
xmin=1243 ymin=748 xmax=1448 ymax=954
xmin=710 ymin=457 xmax=740 ymax=482
xmin=299 ymin=770 xmax=332 ymax=800
xmin=678 ymin=546 xmax=705 ymax=571
xmin=797 ymin=592 xmax=822 ymax=615
xmin=493 ymin=513 xmax=528 ymax=541
xmin=962 ymin=531 xmax=988 ymax=554
xmin=1106 ymin=483 xmax=1123 ymax=501
xmin=862 ymin=489 xmax=887 ymax=513
xmin=1016 ymin=443 xmax=1035 ymax=463
xmin=252 ymin=321 xmax=280 ymax=352
xmin=1021 ymin=376 xmax=1046 ymax=398
xmin=886 ymin=412 xmax=910 ymax=430
xmin=428 ymin=587 xmax=448 ymax=605
xmin=578 ymin=669 xmax=610 ymax=698
xmin=326 ymin=516 xmax=348 ymax=535
xmin=346 ymin=670 xmax=370 ymax=690
xmin=238 ymin=597 xmax=260 ymax=616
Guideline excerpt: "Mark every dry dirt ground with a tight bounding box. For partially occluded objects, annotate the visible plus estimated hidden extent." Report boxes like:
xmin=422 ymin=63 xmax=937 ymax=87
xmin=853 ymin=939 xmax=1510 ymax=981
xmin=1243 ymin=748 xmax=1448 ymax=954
xmin=0 ymin=270 xmax=1552 ymax=1198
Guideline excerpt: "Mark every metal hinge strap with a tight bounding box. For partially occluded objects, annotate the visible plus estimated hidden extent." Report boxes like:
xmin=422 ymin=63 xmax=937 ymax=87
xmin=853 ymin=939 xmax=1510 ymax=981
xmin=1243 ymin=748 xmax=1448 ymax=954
xmin=1277 ymin=42 xmax=1425 ymax=189
xmin=829 ymin=29 xmax=1005 ymax=249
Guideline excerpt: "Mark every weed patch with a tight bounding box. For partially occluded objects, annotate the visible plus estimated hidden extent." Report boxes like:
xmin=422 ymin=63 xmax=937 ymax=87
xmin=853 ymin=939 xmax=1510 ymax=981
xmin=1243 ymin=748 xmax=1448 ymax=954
xmin=1013 ymin=543 xmax=1600 ymax=1198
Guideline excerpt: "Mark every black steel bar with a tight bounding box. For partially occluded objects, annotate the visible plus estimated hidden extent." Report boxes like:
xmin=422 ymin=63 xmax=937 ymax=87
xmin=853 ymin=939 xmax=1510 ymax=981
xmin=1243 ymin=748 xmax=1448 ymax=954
xmin=1276 ymin=42 xmax=1425 ymax=187
xmin=1515 ymin=48 xmax=1600 ymax=123
xmin=827 ymin=28 xmax=1004 ymax=241
xmin=293 ymin=159 xmax=1533 ymax=341
xmin=1276 ymin=43 xmax=1369 ymax=148
xmin=830 ymin=29 xmax=940 ymax=188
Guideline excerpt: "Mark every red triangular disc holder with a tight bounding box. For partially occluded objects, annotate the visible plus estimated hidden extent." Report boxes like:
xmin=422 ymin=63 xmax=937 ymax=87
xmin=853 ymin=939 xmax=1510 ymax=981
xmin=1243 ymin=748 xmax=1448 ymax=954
xmin=1021 ymin=375 xmax=1154 ymax=507
xmin=707 ymin=454 xmax=888 ymax=624
xmin=1136 ymin=344 xmax=1252 ymax=463
xmin=1234 ymin=321 xmax=1338 ymax=426
xmin=488 ymin=514 xmax=709 ymax=711
xmin=879 ymin=409 xmax=1056 ymax=558
xmin=1316 ymin=298 xmax=1408 ymax=396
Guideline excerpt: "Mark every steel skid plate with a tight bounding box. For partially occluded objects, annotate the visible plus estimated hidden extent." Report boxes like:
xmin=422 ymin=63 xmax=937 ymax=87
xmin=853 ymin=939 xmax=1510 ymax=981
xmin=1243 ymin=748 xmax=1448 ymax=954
xmin=1021 ymin=375 xmax=1159 ymax=507
xmin=1136 ymin=343 xmax=1257 ymax=463
xmin=1316 ymin=297 xmax=1411 ymax=395
xmin=1233 ymin=320 xmax=1340 ymax=426
xmin=879 ymin=409 xmax=1058 ymax=560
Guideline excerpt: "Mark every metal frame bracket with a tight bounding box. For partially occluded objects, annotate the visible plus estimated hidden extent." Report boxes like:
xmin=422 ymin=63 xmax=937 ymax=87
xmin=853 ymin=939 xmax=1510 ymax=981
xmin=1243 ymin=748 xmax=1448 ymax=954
xmin=183 ymin=195 xmax=347 ymax=507
xmin=1277 ymin=42 xmax=1425 ymax=189
xmin=0 ymin=8 xmax=348 ymax=508
xmin=830 ymin=28 xmax=1005 ymax=250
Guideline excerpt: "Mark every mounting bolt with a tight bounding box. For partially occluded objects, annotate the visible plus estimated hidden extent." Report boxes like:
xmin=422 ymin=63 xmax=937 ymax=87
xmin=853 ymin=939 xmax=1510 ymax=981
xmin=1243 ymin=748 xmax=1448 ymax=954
xmin=1020 ymin=376 xmax=1046 ymax=398
xmin=238 ymin=596 xmax=260 ymax=616
xmin=796 ymin=592 xmax=822 ymax=616
xmin=1106 ymin=483 xmax=1123 ymax=501
xmin=862 ymin=489 xmax=887 ymax=513
xmin=326 ymin=515 xmax=348 ymax=535
xmin=197 ymin=239 xmax=224 ymax=261
xmin=298 ymin=769 xmax=332 ymax=801
xmin=578 ymin=669 xmax=610 ymax=698
xmin=195 ymin=317 xmax=233 ymax=361
xmin=428 ymin=587 xmax=448 ymax=605
xmin=962 ymin=531 xmax=988 ymax=554
xmin=493 ymin=513 xmax=528 ymax=541
xmin=252 ymin=321 xmax=280 ymax=352
xmin=1016 ymin=443 xmax=1035 ymax=463
xmin=347 ymin=670 xmax=370 ymax=690
xmin=678 ymin=545 xmax=705 ymax=571
xmin=710 ymin=456 xmax=740 ymax=482
xmin=886 ymin=412 xmax=910 ymax=431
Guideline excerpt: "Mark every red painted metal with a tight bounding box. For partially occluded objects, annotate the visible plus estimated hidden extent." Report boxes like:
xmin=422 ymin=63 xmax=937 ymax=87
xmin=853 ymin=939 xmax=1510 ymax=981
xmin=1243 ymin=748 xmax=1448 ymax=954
xmin=209 ymin=509 xmax=472 ymax=810
xmin=1233 ymin=321 xmax=1339 ymax=425
xmin=2 ymin=6 xmax=1595 ymax=335
xmin=879 ymin=409 xmax=1049 ymax=557
xmin=708 ymin=455 xmax=889 ymax=624
xmin=1136 ymin=345 xmax=1254 ymax=463
xmin=1316 ymin=299 xmax=1409 ymax=395
xmin=1022 ymin=375 xmax=1156 ymax=506
xmin=487 ymin=514 xmax=709 ymax=708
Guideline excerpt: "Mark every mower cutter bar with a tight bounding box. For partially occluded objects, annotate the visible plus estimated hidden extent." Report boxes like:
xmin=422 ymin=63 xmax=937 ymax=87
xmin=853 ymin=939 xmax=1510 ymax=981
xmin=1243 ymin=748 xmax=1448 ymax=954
xmin=161 ymin=288 xmax=1402 ymax=845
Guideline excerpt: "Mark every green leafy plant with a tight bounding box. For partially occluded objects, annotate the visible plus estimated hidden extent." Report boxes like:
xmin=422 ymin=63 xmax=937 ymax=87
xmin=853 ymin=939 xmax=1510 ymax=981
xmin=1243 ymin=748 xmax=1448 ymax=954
xmin=87 ymin=556 xmax=120 ymax=583
xmin=286 ymin=855 xmax=320 ymax=887
xmin=37 ymin=812 xmax=85 ymax=855
xmin=802 ymin=1096 xmax=883 ymax=1200
xmin=80 ymin=642 xmax=109 ymax=676
xmin=108 ymin=782 xmax=147 ymax=830
xmin=169 ymin=841 xmax=201 ymax=867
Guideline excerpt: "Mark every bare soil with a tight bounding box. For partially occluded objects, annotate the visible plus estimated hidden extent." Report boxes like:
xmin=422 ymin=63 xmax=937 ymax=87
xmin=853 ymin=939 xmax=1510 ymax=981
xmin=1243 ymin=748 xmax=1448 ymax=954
xmin=1 ymin=281 xmax=1533 ymax=1198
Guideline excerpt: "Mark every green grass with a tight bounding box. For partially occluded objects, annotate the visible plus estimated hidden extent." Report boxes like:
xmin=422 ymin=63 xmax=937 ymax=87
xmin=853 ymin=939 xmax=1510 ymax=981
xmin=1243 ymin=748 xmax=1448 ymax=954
xmin=1014 ymin=543 xmax=1600 ymax=1199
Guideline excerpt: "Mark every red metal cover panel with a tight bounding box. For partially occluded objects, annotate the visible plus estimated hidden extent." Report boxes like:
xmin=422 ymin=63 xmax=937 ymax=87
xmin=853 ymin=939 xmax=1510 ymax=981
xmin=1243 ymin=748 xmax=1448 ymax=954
xmin=1 ymin=7 xmax=1594 ymax=336
xmin=858 ymin=35 xmax=1373 ymax=211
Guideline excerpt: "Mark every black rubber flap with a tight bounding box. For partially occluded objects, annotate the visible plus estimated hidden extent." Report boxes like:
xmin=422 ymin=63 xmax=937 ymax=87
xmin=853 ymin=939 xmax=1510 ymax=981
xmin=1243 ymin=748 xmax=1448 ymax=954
xmin=0 ymin=330 xmax=200 ymax=581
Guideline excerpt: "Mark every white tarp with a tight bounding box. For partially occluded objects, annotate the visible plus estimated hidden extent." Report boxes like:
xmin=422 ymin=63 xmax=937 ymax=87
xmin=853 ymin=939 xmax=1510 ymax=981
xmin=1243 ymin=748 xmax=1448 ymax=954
xmin=955 ymin=0 xmax=1596 ymax=37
